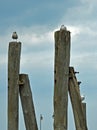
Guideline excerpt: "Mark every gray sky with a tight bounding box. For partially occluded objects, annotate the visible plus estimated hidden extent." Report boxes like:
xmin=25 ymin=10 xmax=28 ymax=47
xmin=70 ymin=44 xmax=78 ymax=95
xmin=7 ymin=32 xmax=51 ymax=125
xmin=0 ymin=0 xmax=97 ymax=130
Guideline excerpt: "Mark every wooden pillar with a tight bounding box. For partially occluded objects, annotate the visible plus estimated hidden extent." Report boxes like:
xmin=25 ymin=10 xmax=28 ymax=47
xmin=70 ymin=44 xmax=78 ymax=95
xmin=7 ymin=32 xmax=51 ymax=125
xmin=8 ymin=42 xmax=21 ymax=130
xmin=19 ymin=74 xmax=38 ymax=130
xmin=69 ymin=67 xmax=88 ymax=130
xmin=54 ymin=28 xmax=71 ymax=130
xmin=82 ymin=102 xmax=88 ymax=130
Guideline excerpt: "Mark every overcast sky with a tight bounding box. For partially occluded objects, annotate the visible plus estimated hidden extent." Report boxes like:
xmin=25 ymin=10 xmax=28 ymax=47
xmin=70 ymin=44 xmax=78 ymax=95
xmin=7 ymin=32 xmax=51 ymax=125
xmin=0 ymin=0 xmax=97 ymax=130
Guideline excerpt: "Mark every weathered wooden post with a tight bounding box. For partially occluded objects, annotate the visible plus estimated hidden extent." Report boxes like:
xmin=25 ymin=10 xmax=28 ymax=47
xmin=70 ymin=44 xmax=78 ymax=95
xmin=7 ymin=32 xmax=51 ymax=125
xmin=82 ymin=102 xmax=88 ymax=130
xmin=54 ymin=27 xmax=71 ymax=130
xmin=69 ymin=67 xmax=88 ymax=130
xmin=8 ymin=42 xmax=21 ymax=130
xmin=19 ymin=74 xmax=38 ymax=130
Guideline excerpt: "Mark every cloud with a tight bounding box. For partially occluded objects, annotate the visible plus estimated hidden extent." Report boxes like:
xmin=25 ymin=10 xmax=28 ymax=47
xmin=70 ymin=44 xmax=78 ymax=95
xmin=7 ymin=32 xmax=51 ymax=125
xmin=20 ymin=29 xmax=53 ymax=46
xmin=0 ymin=25 xmax=53 ymax=60
xmin=1 ymin=24 xmax=97 ymax=76
xmin=71 ymin=52 xmax=97 ymax=69
xmin=60 ymin=0 xmax=97 ymax=27
xmin=0 ymin=25 xmax=80 ymax=68
xmin=0 ymin=54 xmax=7 ymax=65
xmin=1 ymin=24 xmax=97 ymax=72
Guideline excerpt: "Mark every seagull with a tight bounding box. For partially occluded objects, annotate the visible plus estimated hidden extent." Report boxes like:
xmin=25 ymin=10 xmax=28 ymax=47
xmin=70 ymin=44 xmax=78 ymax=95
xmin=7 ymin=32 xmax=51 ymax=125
xmin=81 ymin=95 xmax=85 ymax=102
xmin=60 ymin=25 xmax=67 ymax=31
xmin=12 ymin=32 xmax=18 ymax=41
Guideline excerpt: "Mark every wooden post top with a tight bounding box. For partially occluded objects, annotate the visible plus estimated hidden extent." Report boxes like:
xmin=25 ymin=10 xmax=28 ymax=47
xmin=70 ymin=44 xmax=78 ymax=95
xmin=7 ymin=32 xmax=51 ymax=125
xmin=9 ymin=41 xmax=21 ymax=44
xmin=55 ymin=26 xmax=71 ymax=34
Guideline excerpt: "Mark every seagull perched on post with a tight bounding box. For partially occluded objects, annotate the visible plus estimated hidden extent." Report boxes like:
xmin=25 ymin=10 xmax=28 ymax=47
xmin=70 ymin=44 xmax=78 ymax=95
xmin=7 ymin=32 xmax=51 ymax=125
xmin=81 ymin=95 xmax=85 ymax=102
xmin=60 ymin=25 xmax=67 ymax=31
xmin=12 ymin=32 xmax=18 ymax=41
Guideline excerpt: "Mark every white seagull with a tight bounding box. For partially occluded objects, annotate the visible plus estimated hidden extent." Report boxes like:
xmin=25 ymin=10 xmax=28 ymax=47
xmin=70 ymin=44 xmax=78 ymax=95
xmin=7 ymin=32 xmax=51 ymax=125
xmin=81 ymin=95 xmax=85 ymax=102
xmin=12 ymin=32 xmax=18 ymax=41
xmin=60 ymin=25 xmax=67 ymax=31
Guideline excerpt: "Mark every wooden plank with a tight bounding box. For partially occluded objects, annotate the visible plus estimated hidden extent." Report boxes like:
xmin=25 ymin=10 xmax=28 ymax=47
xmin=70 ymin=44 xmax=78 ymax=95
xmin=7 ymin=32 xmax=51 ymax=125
xmin=82 ymin=102 xmax=88 ymax=130
xmin=69 ymin=67 xmax=81 ymax=95
xmin=8 ymin=42 xmax=21 ymax=130
xmin=69 ymin=67 xmax=88 ymax=130
xmin=19 ymin=74 xmax=38 ymax=130
xmin=54 ymin=29 xmax=71 ymax=130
